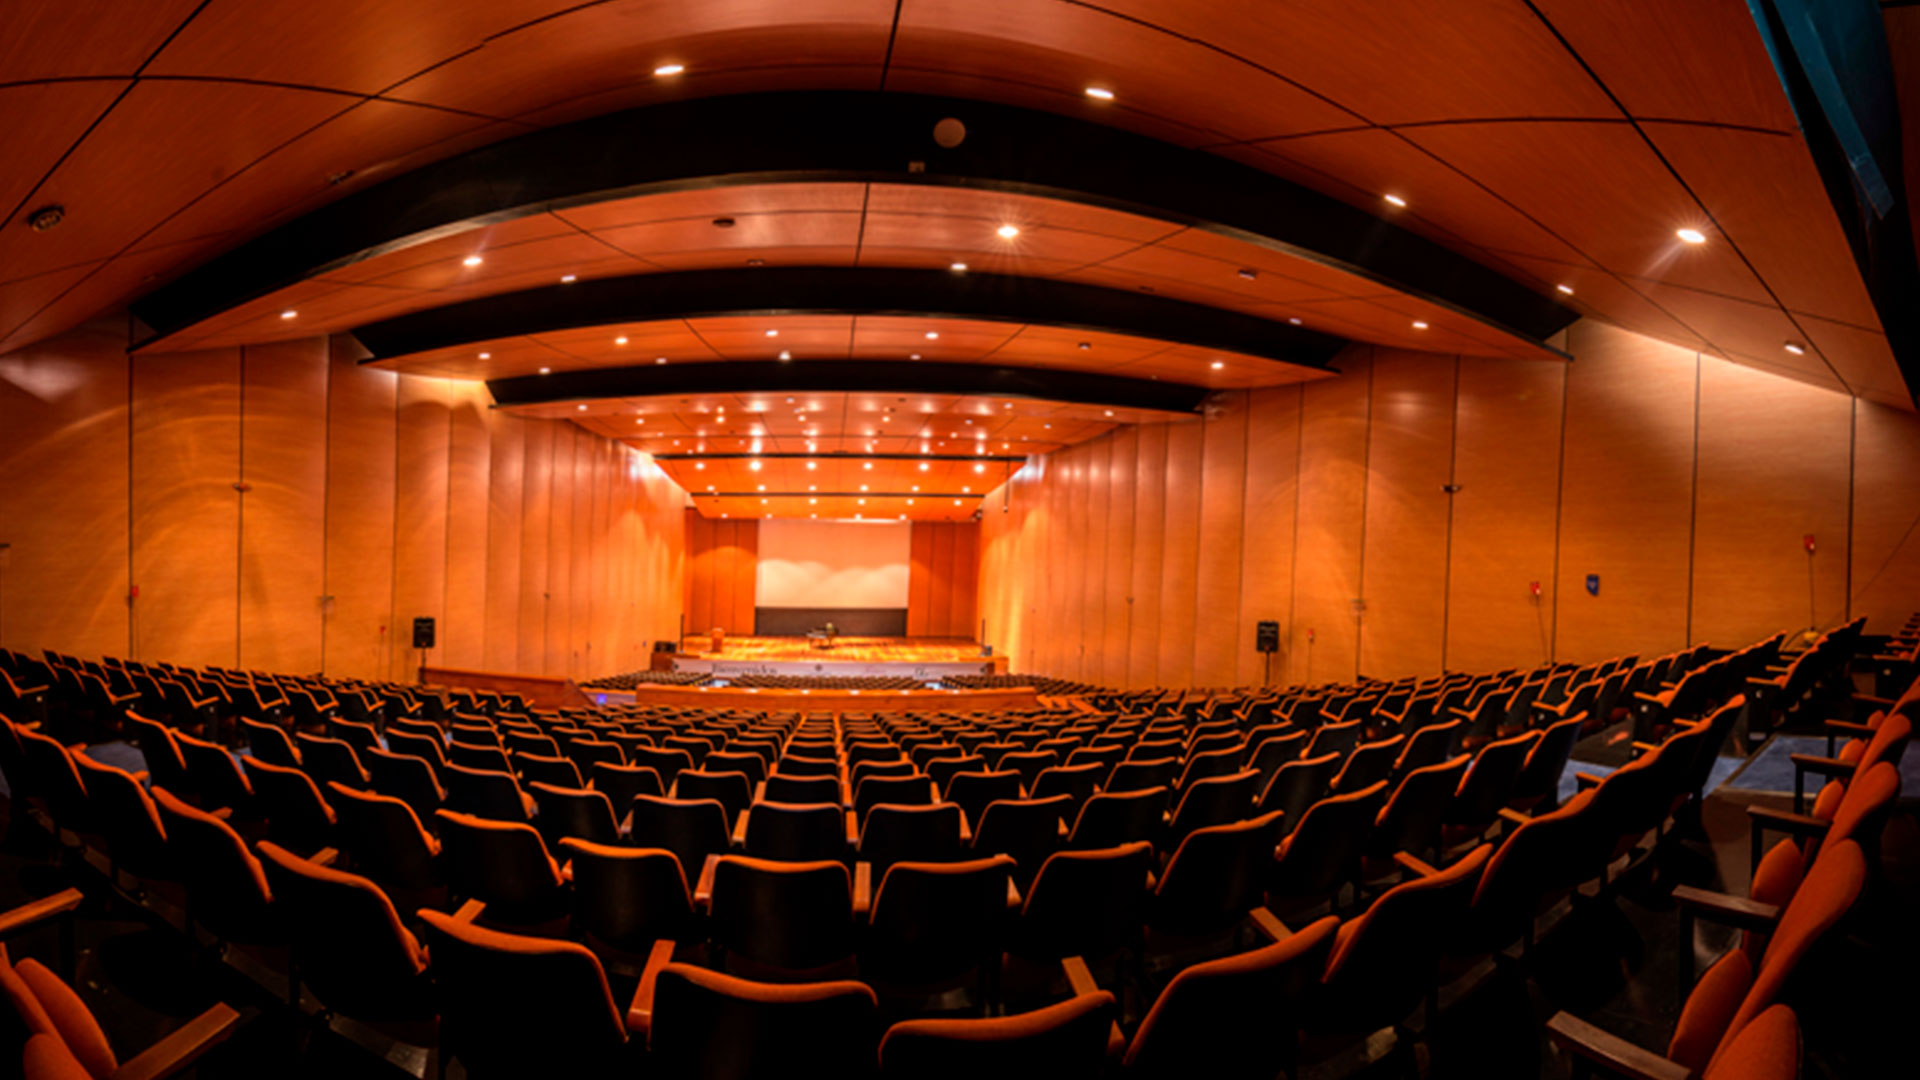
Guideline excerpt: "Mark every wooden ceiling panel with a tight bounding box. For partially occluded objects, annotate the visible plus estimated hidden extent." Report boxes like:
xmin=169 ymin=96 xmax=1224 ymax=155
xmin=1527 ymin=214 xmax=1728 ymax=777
xmin=693 ymin=315 xmax=856 ymax=358
xmin=0 ymin=236 xmax=231 ymax=357
xmin=384 ymin=0 xmax=897 ymax=120
xmin=1629 ymin=283 xmax=1844 ymax=388
xmin=1282 ymin=298 xmax=1505 ymax=357
xmin=1088 ymin=245 xmax=1354 ymax=306
xmin=0 ymin=81 xmax=353 ymax=285
xmin=593 ymin=211 xmax=863 ymax=263
xmin=364 ymin=233 xmax=629 ymax=291
xmin=862 ymin=184 xmax=1186 ymax=243
xmin=852 ymin=248 xmax=1087 ymax=278
xmin=0 ymin=81 xmax=129 ymax=235
xmin=1235 ymin=128 xmax=1596 ymax=264
xmin=319 ymin=214 xmax=582 ymax=284
xmin=139 ymin=100 xmax=506 ymax=257
xmin=1794 ymin=315 xmax=1910 ymax=404
xmin=171 ymin=282 xmax=432 ymax=352
xmin=1400 ymin=121 xmax=1776 ymax=305
xmin=0 ymin=0 xmax=202 ymax=81
xmin=1091 ymin=0 xmax=1621 ymax=125
xmin=642 ymin=245 xmax=864 ymax=273
xmin=1641 ymin=122 xmax=1882 ymax=329
xmin=1484 ymin=251 xmax=1713 ymax=352
xmin=889 ymin=0 xmax=1363 ymax=143
xmin=146 ymin=1 xmax=580 ymax=95
xmin=0 ymin=264 xmax=105 ymax=353
xmin=693 ymin=493 xmax=982 ymax=522
xmin=1529 ymin=0 xmax=1797 ymax=131
xmin=556 ymin=184 xmax=868 ymax=233
xmin=856 ymin=212 xmax=1144 ymax=266
xmin=848 ymin=316 xmax=1020 ymax=359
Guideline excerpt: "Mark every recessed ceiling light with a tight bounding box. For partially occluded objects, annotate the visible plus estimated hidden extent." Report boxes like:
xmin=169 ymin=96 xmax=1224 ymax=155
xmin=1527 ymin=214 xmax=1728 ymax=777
xmin=1556 ymin=284 xmax=1574 ymax=295
xmin=810 ymin=513 xmax=817 ymax=519
xmin=808 ymin=484 xmax=816 ymax=491
xmin=778 ymin=350 xmax=791 ymax=361
xmin=654 ymin=63 xmax=685 ymax=77
xmin=655 ymin=357 xmax=667 ymax=365
xmin=954 ymin=499 xmax=963 ymax=506
xmin=919 ymin=462 xmax=929 ymax=471
xmin=576 ymin=404 xmax=587 ymax=411
xmin=925 ymin=331 xmax=939 ymax=340
xmin=912 ymin=485 xmax=920 ymax=492
xmin=478 ymin=351 xmax=491 ymax=359
xmin=863 ymin=462 xmax=873 ymax=470
xmin=538 ymin=366 xmax=551 ymax=375
xmin=748 ymin=459 xmax=762 ymax=471
xmin=857 ymin=498 xmax=866 ymax=505
xmin=1210 ymin=360 xmax=1224 ymax=370
xmin=1104 ymin=410 xmax=1114 ymax=417
xmin=1784 ymin=342 xmax=1807 ymax=355
xmin=996 ymin=225 xmax=1020 ymax=239
xmin=760 ymin=498 xmax=768 ymax=504
xmin=636 ymin=418 xmax=644 ymax=424
xmin=560 ymin=274 xmax=577 ymax=283
xmin=974 ymin=463 xmax=985 ymax=473
xmin=1383 ymin=194 xmax=1408 ymax=208
xmin=615 ymin=336 xmax=629 ymax=345
xmin=279 ymin=309 xmax=297 ymax=320
xmin=1412 ymin=321 xmax=1429 ymax=330
xmin=809 ymin=497 xmax=817 ymax=505
xmin=910 ymin=353 xmax=921 ymax=360
xmin=462 ymin=255 xmax=483 ymax=267
xmin=950 ymin=262 xmax=968 ymax=272
xmin=757 ymin=484 xmax=765 ymax=492
xmin=1676 ymin=227 xmax=1707 ymax=244
xmin=859 ymin=485 xmax=868 ymax=492
xmin=1288 ymin=317 xmax=1302 ymax=326
xmin=721 ymin=512 xmax=728 ymax=518
xmin=907 ymin=498 xmax=915 ymax=505
xmin=1237 ymin=268 xmax=1257 ymax=280
xmin=806 ymin=461 xmax=817 ymax=470
xmin=1084 ymin=87 xmax=1115 ymax=101
xmin=765 ymin=329 xmax=778 ymax=337
xmin=695 ymin=462 xmax=705 ymax=470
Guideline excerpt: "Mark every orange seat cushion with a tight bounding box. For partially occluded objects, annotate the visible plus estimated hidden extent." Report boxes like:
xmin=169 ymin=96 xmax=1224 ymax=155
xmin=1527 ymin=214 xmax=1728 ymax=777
xmin=16 ymin=959 xmax=116 ymax=1080
xmin=1667 ymin=948 xmax=1752 ymax=1074
xmin=1703 ymin=1004 xmax=1799 ymax=1080
xmin=1743 ymin=840 xmax=1804 ymax=957
xmin=23 ymin=1032 xmax=94 ymax=1080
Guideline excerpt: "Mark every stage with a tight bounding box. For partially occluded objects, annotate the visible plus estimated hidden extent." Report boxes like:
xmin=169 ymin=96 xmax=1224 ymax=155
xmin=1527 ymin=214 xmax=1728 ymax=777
xmin=671 ymin=635 xmax=1004 ymax=679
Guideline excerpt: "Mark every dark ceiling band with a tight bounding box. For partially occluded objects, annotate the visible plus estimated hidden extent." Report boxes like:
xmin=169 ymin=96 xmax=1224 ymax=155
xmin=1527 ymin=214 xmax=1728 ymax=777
xmin=350 ymin=266 xmax=1345 ymax=370
xmin=485 ymin=360 xmax=1218 ymax=415
xmin=130 ymin=90 xmax=1576 ymax=348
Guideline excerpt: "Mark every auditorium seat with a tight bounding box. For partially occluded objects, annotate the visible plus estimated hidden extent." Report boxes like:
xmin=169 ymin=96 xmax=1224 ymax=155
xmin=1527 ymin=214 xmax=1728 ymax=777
xmin=1327 ymin=735 xmax=1402 ymax=794
xmin=1439 ymin=731 xmax=1539 ymax=852
xmin=861 ymin=856 xmax=1015 ymax=993
xmin=441 ymin=763 xmax=536 ymax=823
xmin=327 ymin=783 xmax=444 ymax=909
xmin=878 ymin=990 xmax=1114 ymax=1078
xmin=415 ymin=908 xmax=633 ymax=1078
xmin=1122 ymin=915 xmax=1340 ymax=1078
xmin=72 ymin=754 xmax=172 ymax=886
xmin=592 ymin=761 xmax=664 ymax=811
xmin=1147 ymin=811 xmax=1285 ymax=941
xmin=3 ymin=939 xmax=240 ymax=1080
xmin=240 ymin=718 xmax=300 ymax=767
xmin=1105 ymin=757 xmax=1180 ymax=797
xmin=361 ymin=746 xmax=445 ymax=822
xmin=1361 ymin=755 xmax=1470 ymax=884
xmin=1255 ymin=752 xmax=1341 ymax=836
xmin=1506 ymin=714 xmax=1584 ymax=813
xmin=1010 ymin=842 xmax=1153 ymax=965
xmin=1551 ymin=1002 xmax=1801 ymax=1080
xmin=1266 ymin=781 xmax=1387 ymax=913
xmin=996 ymin=750 xmax=1058 ymax=793
xmin=324 ymin=716 xmax=381 ymax=756
xmin=637 ymin=962 xmax=878 ymax=1080
xmin=705 ymin=855 xmax=857 ymax=979
xmin=742 ymin=800 xmax=848 ymax=863
xmin=852 ymin=774 xmax=936 ymax=822
xmin=173 ymin=729 xmax=256 ymax=820
xmin=433 ymin=809 xmax=570 ymax=928
xmin=1165 ymin=770 xmax=1260 ymax=844
xmin=293 ymin=733 xmax=371 ymax=793
xmin=857 ymin=803 xmax=965 ymax=876
xmin=674 ymin=769 xmax=754 ymax=830
xmin=151 ymin=786 xmax=280 ymax=948
xmin=125 ymin=712 xmax=193 ymax=803
xmin=630 ymin=795 xmax=733 ymax=882
xmin=257 ymin=841 xmax=436 ymax=1030
xmin=240 ymin=756 xmax=336 ymax=857
xmin=971 ymin=796 xmax=1070 ymax=887
xmin=1068 ymin=788 xmax=1166 ymax=853
xmin=446 ymin=740 xmax=514 ymax=775
xmin=513 ymin=751 xmax=584 ymax=790
xmin=530 ymin=782 xmax=623 ymax=846
xmin=559 ymin=839 xmax=696 ymax=962
xmin=706 ymin=750 xmax=769 ymax=788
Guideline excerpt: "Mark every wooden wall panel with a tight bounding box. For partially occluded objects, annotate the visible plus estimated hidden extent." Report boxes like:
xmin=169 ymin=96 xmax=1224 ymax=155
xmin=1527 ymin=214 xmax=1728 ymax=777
xmin=1691 ymin=360 xmax=1851 ymax=645
xmin=0 ymin=318 xmax=129 ymax=660
xmin=390 ymin=376 xmax=450 ymax=682
xmin=484 ymin=410 xmax=525 ymax=671
xmin=1851 ymin=400 xmax=1920 ymax=633
xmin=518 ymin=421 xmax=553 ymax=673
xmin=1102 ymin=428 xmax=1139 ymax=688
xmin=1193 ymin=397 xmax=1248 ymax=688
xmin=1445 ymin=356 xmax=1564 ymax=673
xmin=1127 ymin=424 xmax=1169 ymax=688
xmin=543 ymin=425 xmax=574 ymax=673
xmin=1291 ymin=349 xmax=1372 ymax=685
xmin=1236 ymin=387 xmax=1301 ymax=687
xmin=132 ymin=347 xmax=241 ymax=668
xmin=732 ymin=518 xmax=759 ymax=634
xmin=951 ymin=518 xmax=978 ymax=639
xmin=1554 ymin=322 xmax=1696 ymax=662
xmin=1082 ymin=438 xmax=1111 ymax=678
xmin=568 ymin=426 xmax=595 ymax=674
xmin=1157 ymin=421 xmax=1204 ymax=688
xmin=711 ymin=520 xmax=737 ymax=636
xmin=442 ymin=380 xmax=491 ymax=669
xmin=929 ymin=519 xmax=956 ymax=637
xmin=685 ymin=509 xmax=712 ymax=636
xmin=238 ymin=340 xmax=327 ymax=674
xmin=907 ymin=523 xmax=934 ymax=636
xmin=1063 ymin=446 xmax=1091 ymax=678
xmin=321 ymin=340 xmax=395 ymax=680
xmin=1358 ymin=350 xmax=1455 ymax=680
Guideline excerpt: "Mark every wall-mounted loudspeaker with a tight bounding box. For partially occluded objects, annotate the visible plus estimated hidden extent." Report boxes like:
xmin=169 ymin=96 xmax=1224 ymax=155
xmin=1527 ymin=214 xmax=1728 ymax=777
xmin=412 ymin=617 xmax=436 ymax=650
xmin=1255 ymin=620 xmax=1280 ymax=654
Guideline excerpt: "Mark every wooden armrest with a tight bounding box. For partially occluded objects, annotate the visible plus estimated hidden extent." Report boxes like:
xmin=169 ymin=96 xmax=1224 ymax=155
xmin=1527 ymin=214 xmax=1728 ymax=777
xmin=1630 ymin=740 xmax=1660 ymax=755
xmin=1393 ymin=851 xmax=1437 ymax=877
xmin=1006 ymin=878 xmax=1022 ymax=913
xmin=1851 ymin=693 xmax=1894 ymax=708
xmin=109 ymin=1004 xmax=242 ymax=1080
xmin=1631 ymin=692 xmax=1669 ymax=706
xmin=452 ymin=899 xmax=485 ymax=924
xmin=625 ymin=938 xmax=678 ymax=1038
xmin=731 ymin=809 xmax=749 ymax=847
xmin=752 ymin=781 xmax=766 ymax=802
xmin=1574 ymin=772 xmax=1606 ymax=790
xmin=694 ymin=854 xmax=720 ymax=908
xmin=1061 ymin=955 xmax=1100 ymax=997
xmin=309 ymin=848 xmax=339 ymax=867
xmin=1787 ymin=753 xmax=1853 ymax=778
xmin=853 ymin=862 xmax=872 ymax=918
xmin=1249 ymin=906 xmax=1291 ymax=943
xmin=186 ymin=696 xmax=217 ymax=710
xmin=1744 ymin=804 xmax=1826 ymax=837
xmin=1823 ymin=719 xmax=1875 ymax=738
xmin=315 ymin=701 xmax=338 ymax=713
xmin=1545 ymin=1012 xmax=1694 ymax=1080
xmin=1497 ymin=807 xmax=1533 ymax=827
xmin=958 ymin=813 xmax=972 ymax=844
xmin=844 ymin=810 xmax=860 ymax=845
xmin=0 ymin=888 xmax=84 ymax=937
xmin=1670 ymin=886 xmax=1780 ymax=933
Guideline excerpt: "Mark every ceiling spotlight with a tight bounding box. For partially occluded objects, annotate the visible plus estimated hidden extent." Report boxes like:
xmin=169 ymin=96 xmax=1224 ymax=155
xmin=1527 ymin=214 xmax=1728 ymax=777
xmin=1104 ymin=410 xmax=1114 ymax=417
xmin=615 ymin=336 xmax=629 ymax=345
xmin=1784 ymin=342 xmax=1807 ymax=355
xmin=907 ymin=499 xmax=915 ymax=505
xmin=924 ymin=331 xmax=939 ymax=340
xmin=808 ymin=485 xmax=816 ymax=491
xmin=560 ymin=274 xmax=577 ymax=283
xmin=950 ymin=262 xmax=968 ymax=272
xmin=1210 ymin=360 xmax=1224 ymax=370
xmin=695 ymin=462 xmax=705 ymax=470
xmin=859 ymin=485 xmax=868 ymax=492
xmin=576 ymin=404 xmax=587 ymax=412
xmin=996 ymin=224 xmax=1020 ymax=239
xmin=912 ymin=485 xmax=920 ymax=492
xmin=279 ymin=309 xmax=297 ymax=320
xmin=809 ymin=497 xmax=817 ymax=505
xmin=1084 ymin=87 xmax=1115 ymax=101
xmin=1237 ymin=268 xmax=1257 ymax=280
xmin=863 ymin=461 xmax=873 ymax=470
xmin=655 ymin=357 xmax=667 ymax=364
xmin=778 ymin=350 xmax=792 ymax=361
xmin=748 ymin=459 xmax=762 ymax=471
xmin=909 ymin=353 xmax=921 ymax=360
xmin=1288 ymin=317 xmax=1302 ymax=326
xmin=462 ymin=255 xmax=483 ymax=267
xmin=857 ymin=498 xmax=866 ymax=505
xmin=919 ymin=462 xmax=930 ymax=471
xmin=765 ymin=329 xmax=779 ymax=337
xmin=757 ymin=484 xmax=765 ymax=492
xmin=1676 ymin=227 xmax=1707 ymax=245
xmin=1556 ymin=284 xmax=1574 ymax=295
xmin=478 ymin=351 xmax=491 ymax=359
xmin=760 ymin=498 xmax=768 ymax=504
xmin=25 ymin=205 xmax=63 ymax=231
xmin=538 ymin=366 xmax=552 ymax=375
xmin=962 ymin=486 xmax=971 ymax=493
xmin=954 ymin=499 xmax=963 ymax=506
xmin=653 ymin=63 xmax=685 ymax=76
xmin=974 ymin=463 xmax=985 ymax=473
xmin=1383 ymin=193 xmax=1408 ymax=208
xmin=636 ymin=418 xmax=644 ymax=424
xmin=806 ymin=461 xmax=817 ymax=470
xmin=1412 ymin=320 xmax=1429 ymax=330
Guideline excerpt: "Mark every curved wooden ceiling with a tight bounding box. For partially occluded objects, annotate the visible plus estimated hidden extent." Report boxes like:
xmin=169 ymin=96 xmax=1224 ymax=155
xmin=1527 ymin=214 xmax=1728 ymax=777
xmin=0 ymin=0 xmax=1905 ymax=406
